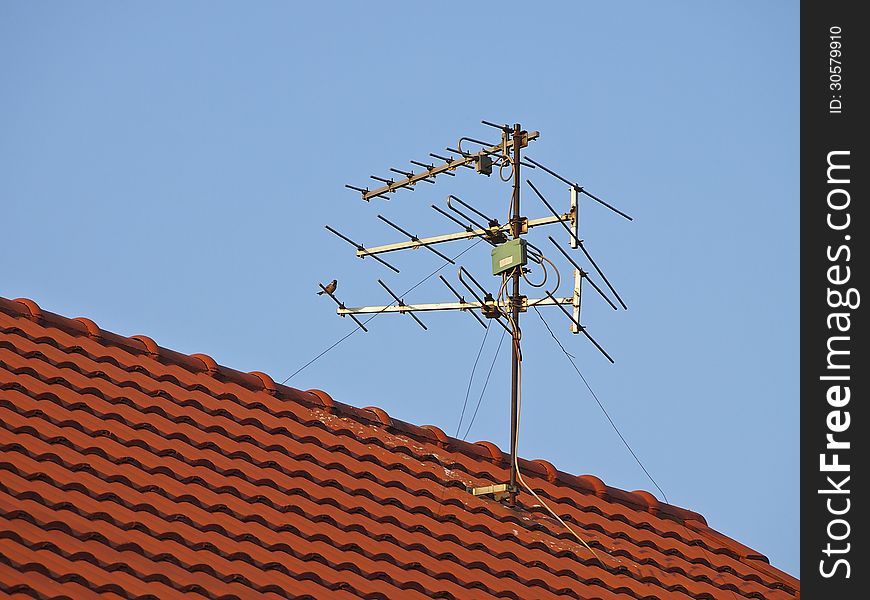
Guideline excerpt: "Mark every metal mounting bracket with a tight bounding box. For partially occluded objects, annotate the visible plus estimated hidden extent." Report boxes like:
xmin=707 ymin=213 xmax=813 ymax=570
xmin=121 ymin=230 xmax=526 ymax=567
xmin=467 ymin=483 xmax=518 ymax=502
xmin=516 ymin=295 xmax=528 ymax=313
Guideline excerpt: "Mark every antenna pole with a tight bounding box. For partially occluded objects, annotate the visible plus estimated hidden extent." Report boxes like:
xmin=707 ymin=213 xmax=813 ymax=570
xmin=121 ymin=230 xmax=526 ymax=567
xmin=329 ymin=122 xmax=628 ymax=506
xmin=509 ymin=123 xmax=522 ymax=505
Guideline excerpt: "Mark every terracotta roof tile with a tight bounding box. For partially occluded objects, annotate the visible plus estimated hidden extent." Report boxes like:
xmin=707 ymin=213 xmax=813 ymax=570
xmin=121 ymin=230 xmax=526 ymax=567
xmin=0 ymin=296 xmax=799 ymax=599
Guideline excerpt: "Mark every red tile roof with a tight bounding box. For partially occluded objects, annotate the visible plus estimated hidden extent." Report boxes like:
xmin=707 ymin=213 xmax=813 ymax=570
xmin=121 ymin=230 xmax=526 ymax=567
xmin=0 ymin=296 xmax=799 ymax=599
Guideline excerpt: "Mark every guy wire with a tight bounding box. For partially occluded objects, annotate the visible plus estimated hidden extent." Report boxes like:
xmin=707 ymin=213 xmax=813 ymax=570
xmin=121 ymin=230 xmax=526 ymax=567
xmin=461 ymin=327 xmax=508 ymax=441
xmin=284 ymin=239 xmax=484 ymax=383
xmin=455 ymin=323 xmax=491 ymax=438
xmin=533 ymin=306 xmax=670 ymax=504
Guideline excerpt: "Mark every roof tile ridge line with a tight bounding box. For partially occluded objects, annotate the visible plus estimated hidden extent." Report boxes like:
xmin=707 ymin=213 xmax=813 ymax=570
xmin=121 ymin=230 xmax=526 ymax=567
xmin=1 ymin=469 xmax=732 ymax=600
xmin=0 ymin=296 xmax=317 ymax=407
xmin=301 ymin=387 xmax=708 ymax=527
xmin=3 ymin=406 xmax=788 ymax=596
xmin=4 ymin=372 xmax=725 ymax=577
xmin=0 ymin=514 xmax=267 ymax=596
xmin=1 ymin=394 xmax=761 ymax=591
xmin=318 ymin=393 xmax=708 ymax=528
xmin=683 ymin=520 xmax=800 ymax=593
xmin=1 ymin=342 xmax=708 ymax=558
xmin=1 ymin=298 xmax=520 ymax=477
xmin=0 ymin=342 xmax=684 ymax=539
xmin=0 ymin=527 xmax=343 ymax=600
xmin=1 ymin=497 xmax=452 ymax=600
xmin=0 ymin=487 xmax=638 ymax=600
xmin=0 ymin=296 xmax=706 ymax=527
xmin=2 ymin=453 xmax=755 ymax=600
xmin=0 ymin=553 xmax=172 ymax=599
xmin=0 ymin=450 xmax=628 ymax=591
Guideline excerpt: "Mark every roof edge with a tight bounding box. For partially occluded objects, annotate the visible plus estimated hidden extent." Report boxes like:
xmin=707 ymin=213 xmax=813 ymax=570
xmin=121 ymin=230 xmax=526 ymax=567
xmin=686 ymin=520 xmax=801 ymax=592
xmin=1 ymin=295 xmax=707 ymax=527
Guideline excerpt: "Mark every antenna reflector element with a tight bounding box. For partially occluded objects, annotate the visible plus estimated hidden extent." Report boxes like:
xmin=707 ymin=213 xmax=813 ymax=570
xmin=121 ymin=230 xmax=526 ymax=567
xmin=571 ymin=268 xmax=582 ymax=334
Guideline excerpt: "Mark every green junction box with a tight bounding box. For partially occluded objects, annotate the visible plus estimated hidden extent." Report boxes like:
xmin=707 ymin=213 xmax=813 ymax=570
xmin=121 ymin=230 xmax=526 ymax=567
xmin=491 ymin=238 xmax=528 ymax=276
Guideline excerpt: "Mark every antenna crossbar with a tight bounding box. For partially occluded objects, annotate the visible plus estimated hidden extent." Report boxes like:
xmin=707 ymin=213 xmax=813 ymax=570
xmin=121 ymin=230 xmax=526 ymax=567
xmin=377 ymin=279 xmax=428 ymax=330
xmin=325 ymin=225 xmax=400 ymax=273
xmin=336 ymin=295 xmax=573 ymax=315
xmin=440 ymin=275 xmax=487 ymax=328
xmin=358 ymin=214 xmax=570 ymax=258
xmin=376 ymin=214 xmax=456 ymax=264
xmin=411 ymin=159 xmax=456 ymax=176
xmin=357 ymin=131 xmax=539 ymax=200
xmin=318 ymin=283 xmax=369 ymax=332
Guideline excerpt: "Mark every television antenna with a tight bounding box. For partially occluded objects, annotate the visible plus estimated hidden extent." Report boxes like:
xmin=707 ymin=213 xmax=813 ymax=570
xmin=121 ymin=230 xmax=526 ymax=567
xmin=322 ymin=121 xmax=631 ymax=505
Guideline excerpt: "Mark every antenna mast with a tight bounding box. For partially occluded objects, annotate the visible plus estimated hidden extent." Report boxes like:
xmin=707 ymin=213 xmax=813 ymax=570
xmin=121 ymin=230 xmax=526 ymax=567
xmin=325 ymin=121 xmax=630 ymax=506
xmin=508 ymin=123 xmax=523 ymax=503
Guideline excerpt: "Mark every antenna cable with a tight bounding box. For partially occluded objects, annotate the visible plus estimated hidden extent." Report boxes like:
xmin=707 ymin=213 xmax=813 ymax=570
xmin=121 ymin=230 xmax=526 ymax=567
xmin=513 ymin=355 xmax=602 ymax=562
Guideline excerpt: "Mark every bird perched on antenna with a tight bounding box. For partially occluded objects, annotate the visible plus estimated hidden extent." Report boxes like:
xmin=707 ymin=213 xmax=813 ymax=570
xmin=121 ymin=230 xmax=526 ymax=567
xmin=318 ymin=279 xmax=337 ymax=296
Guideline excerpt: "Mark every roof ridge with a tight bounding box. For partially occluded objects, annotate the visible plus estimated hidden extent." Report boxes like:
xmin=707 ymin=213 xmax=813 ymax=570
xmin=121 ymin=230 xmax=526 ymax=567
xmin=0 ymin=409 xmax=788 ymax=598
xmin=0 ymin=294 xmax=801 ymax=596
xmin=0 ymin=297 xmax=702 ymax=526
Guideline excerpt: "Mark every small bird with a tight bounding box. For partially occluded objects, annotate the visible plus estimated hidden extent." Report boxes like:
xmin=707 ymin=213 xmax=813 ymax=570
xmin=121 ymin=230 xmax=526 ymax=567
xmin=318 ymin=279 xmax=337 ymax=296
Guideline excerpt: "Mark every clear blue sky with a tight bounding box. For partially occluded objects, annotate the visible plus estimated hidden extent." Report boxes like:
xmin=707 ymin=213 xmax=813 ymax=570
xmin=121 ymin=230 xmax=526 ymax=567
xmin=1 ymin=1 xmax=799 ymax=577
